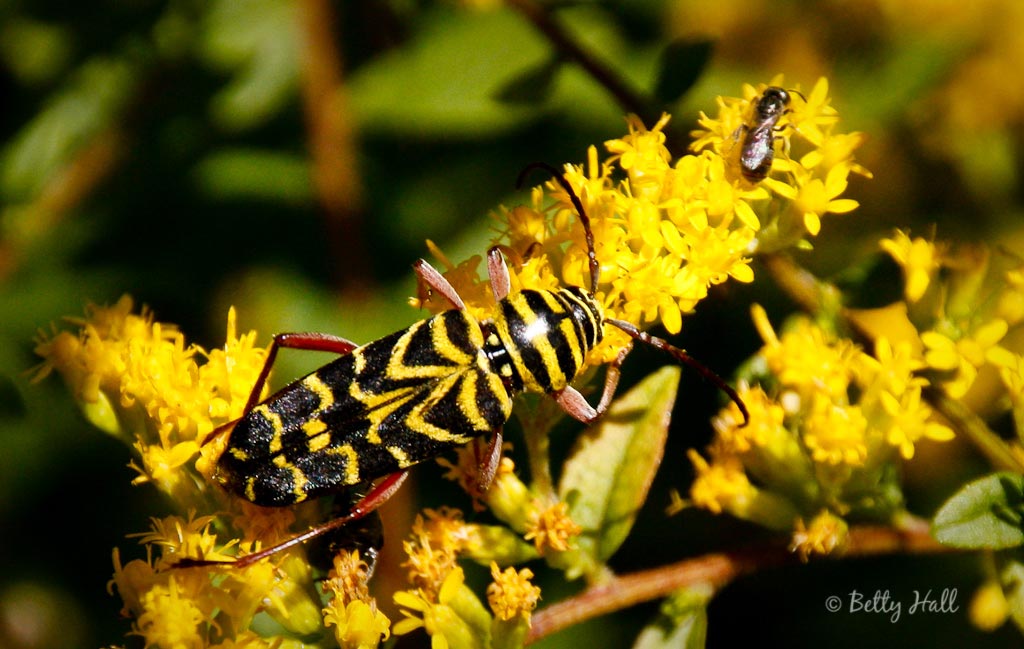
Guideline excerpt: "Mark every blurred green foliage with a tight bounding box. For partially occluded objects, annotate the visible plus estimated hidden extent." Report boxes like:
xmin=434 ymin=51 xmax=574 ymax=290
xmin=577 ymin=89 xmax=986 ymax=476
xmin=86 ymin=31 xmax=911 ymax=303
xmin=2 ymin=0 xmax=1023 ymax=647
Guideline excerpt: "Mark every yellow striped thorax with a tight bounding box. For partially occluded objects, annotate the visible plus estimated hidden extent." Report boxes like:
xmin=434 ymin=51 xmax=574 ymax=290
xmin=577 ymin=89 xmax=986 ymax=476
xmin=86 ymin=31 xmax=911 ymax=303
xmin=489 ymin=287 xmax=604 ymax=395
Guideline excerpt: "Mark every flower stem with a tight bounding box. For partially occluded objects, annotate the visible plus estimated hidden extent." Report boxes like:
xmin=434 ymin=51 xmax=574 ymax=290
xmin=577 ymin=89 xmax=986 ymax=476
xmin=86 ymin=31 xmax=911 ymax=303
xmin=505 ymin=0 xmax=689 ymax=153
xmin=526 ymin=520 xmax=948 ymax=643
xmin=760 ymin=252 xmax=841 ymax=316
xmin=925 ymin=387 xmax=1024 ymax=473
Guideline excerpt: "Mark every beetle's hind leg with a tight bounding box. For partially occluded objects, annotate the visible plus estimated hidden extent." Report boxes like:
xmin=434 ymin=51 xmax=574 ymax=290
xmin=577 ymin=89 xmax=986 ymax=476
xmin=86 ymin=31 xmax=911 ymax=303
xmin=173 ymin=471 xmax=410 ymax=570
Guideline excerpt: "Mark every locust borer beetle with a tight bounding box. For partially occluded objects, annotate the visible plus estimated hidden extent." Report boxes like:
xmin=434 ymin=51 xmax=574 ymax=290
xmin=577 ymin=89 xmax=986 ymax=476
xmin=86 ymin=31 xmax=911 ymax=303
xmin=178 ymin=163 xmax=747 ymax=569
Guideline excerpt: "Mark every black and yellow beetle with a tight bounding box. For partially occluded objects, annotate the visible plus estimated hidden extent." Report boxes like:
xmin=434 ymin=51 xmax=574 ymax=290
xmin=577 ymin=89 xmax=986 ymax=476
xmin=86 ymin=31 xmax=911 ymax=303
xmin=185 ymin=164 xmax=746 ymax=568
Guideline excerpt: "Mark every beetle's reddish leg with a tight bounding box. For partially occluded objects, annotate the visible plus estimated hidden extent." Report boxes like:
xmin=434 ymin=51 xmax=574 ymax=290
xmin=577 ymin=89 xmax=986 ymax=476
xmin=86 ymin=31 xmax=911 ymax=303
xmin=553 ymin=345 xmax=630 ymax=424
xmin=414 ymin=259 xmax=465 ymax=310
xmin=198 ymin=332 xmax=359 ymax=446
xmin=174 ymin=471 xmax=410 ymax=570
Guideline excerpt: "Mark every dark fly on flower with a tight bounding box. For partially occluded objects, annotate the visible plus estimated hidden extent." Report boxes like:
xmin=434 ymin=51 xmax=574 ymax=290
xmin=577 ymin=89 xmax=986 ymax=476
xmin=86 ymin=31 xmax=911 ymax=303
xmin=175 ymin=163 xmax=748 ymax=571
xmin=735 ymin=86 xmax=792 ymax=182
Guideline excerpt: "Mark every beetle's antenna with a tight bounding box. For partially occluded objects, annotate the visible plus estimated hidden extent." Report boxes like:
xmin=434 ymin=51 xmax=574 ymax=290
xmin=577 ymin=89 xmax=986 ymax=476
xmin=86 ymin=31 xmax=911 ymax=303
xmin=517 ymin=162 xmax=600 ymax=293
xmin=607 ymin=319 xmax=750 ymax=426
xmin=519 ymin=162 xmax=749 ymax=426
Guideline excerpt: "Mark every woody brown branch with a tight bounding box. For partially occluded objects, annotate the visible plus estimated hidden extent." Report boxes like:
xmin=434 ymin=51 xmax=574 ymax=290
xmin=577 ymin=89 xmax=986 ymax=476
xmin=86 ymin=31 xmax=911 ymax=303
xmin=526 ymin=520 xmax=949 ymax=643
xmin=296 ymin=0 xmax=371 ymax=295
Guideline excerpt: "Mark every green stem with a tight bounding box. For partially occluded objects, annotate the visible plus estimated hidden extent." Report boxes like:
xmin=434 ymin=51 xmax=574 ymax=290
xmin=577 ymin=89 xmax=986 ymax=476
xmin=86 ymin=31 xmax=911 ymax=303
xmin=760 ymin=252 xmax=841 ymax=316
xmin=926 ymin=388 xmax=1024 ymax=474
xmin=516 ymin=394 xmax=561 ymax=499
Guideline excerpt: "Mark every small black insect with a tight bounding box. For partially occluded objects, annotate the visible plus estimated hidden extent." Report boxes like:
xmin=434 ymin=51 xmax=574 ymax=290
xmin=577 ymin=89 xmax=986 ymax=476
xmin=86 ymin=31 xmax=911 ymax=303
xmin=736 ymin=86 xmax=792 ymax=182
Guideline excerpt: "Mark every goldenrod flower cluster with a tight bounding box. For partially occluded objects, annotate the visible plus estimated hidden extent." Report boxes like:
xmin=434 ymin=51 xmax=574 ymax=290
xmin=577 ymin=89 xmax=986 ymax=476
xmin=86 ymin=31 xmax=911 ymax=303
xmin=417 ymin=77 xmax=867 ymax=365
xmin=686 ymin=228 xmax=1024 ymax=558
xmin=32 ymin=295 xmax=265 ymax=509
xmin=685 ymin=301 xmax=955 ymax=554
xmin=879 ymin=230 xmax=1024 ymax=430
xmin=391 ymin=504 xmax=548 ymax=649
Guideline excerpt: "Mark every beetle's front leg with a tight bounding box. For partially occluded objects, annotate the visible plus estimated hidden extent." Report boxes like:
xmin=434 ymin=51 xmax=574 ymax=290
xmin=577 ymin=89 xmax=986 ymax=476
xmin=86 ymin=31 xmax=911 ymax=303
xmin=414 ymin=259 xmax=466 ymax=310
xmin=553 ymin=345 xmax=631 ymax=424
xmin=199 ymin=331 xmax=360 ymax=446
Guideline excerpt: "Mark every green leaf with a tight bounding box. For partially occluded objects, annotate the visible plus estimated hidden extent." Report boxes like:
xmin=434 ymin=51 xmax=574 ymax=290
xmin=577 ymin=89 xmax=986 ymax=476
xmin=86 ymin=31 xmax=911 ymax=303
xmin=559 ymin=366 xmax=680 ymax=567
xmin=192 ymin=148 xmax=313 ymax=205
xmin=932 ymin=472 xmax=1024 ymax=549
xmin=1003 ymin=560 xmax=1024 ymax=635
xmin=651 ymin=39 xmax=713 ymax=105
xmin=492 ymin=57 xmax=561 ymax=105
xmin=199 ymin=0 xmax=299 ymax=131
xmin=348 ymin=9 xmax=545 ymax=136
xmin=2 ymin=56 xmax=136 ymax=200
xmin=632 ymin=587 xmax=710 ymax=649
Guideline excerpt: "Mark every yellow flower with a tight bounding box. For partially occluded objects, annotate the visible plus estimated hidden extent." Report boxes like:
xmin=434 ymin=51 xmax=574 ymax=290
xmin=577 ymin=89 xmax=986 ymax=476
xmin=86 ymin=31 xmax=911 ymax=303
xmin=393 ymin=568 xmax=487 ymax=649
xmin=790 ymin=511 xmax=848 ymax=561
xmin=486 ymin=563 xmax=541 ymax=622
xmin=773 ymin=162 xmax=860 ymax=236
xmin=34 ymin=298 xmax=266 ymax=504
xmin=322 ymin=551 xmax=390 ymax=649
xmin=323 ymin=600 xmax=391 ymax=649
xmin=713 ymin=384 xmax=786 ymax=454
xmin=922 ymin=318 xmax=1008 ymax=398
xmin=785 ymin=76 xmax=840 ymax=147
xmin=130 ymin=438 xmax=200 ymax=488
xmin=401 ymin=508 xmax=471 ymax=598
xmin=32 ymin=295 xmax=176 ymax=430
xmin=523 ymin=501 xmax=582 ymax=555
xmin=132 ymin=577 xmax=206 ymax=649
xmin=878 ymin=387 xmax=955 ymax=459
xmin=687 ymin=449 xmax=755 ymax=515
xmin=604 ymin=112 xmax=673 ymax=189
xmin=131 ymin=513 xmax=236 ymax=569
xmin=109 ymin=547 xmax=158 ymax=619
xmin=858 ymin=336 xmax=928 ymax=397
xmin=881 ymin=230 xmax=944 ymax=302
xmin=969 ymin=580 xmax=1010 ymax=632
xmin=753 ymin=305 xmax=860 ymax=400
xmin=802 ymin=396 xmax=869 ymax=467
xmin=989 ymin=347 xmax=1024 ymax=402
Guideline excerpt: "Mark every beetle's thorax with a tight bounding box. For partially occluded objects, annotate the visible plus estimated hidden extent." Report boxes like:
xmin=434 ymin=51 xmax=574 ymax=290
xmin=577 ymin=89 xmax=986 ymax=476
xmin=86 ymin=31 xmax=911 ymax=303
xmin=486 ymin=287 xmax=604 ymax=395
